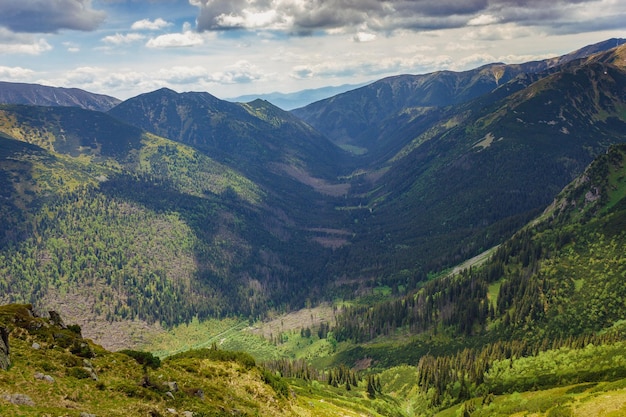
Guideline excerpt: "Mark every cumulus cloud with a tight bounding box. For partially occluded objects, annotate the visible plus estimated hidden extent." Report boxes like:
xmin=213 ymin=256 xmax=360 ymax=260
xmin=189 ymin=0 xmax=612 ymax=34
xmin=0 ymin=0 xmax=106 ymax=34
xmin=102 ymin=33 xmax=146 ymax=45
xmin=0 ymin=28 xmax=52 ymax=54
xmin=290 ymin=53 xmax=453 ymax=80
xmin=0 ymin=65 xmax=36 ymax=79
xmin=146 ymin=23 xmax=204 ymax=48
xmin=131 ymin=18 xmax=172 ymax=31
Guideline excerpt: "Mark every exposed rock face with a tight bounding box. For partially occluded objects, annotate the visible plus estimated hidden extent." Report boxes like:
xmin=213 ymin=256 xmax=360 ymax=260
xmin=0 ymin=326 xmax=9 ymax=370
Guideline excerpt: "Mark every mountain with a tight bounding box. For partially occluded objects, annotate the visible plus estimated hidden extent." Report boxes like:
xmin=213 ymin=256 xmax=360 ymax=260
xmin=107 ymin=88 xmax=349 ymax=183
xmin=320 ymin=43 xmax=626 ymax=287
xmin=0 ymin=104 xmax=343 ymax=345
xmin=1 ymin=40 xmax=626 ymax=351
xmin=292 ymin=38 xmax=626 ymax=156
xmin=0 ymin=81 xmax=120 ymax=111
xmin=325 ymin=143 xmax=626 ymax=415
xmin=227 ymin=82 xmax=369 ymax=110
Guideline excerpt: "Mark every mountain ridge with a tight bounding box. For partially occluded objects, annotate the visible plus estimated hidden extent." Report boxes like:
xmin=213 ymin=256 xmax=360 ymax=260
xmin=0 ymin=81 xmax=120 ymax=112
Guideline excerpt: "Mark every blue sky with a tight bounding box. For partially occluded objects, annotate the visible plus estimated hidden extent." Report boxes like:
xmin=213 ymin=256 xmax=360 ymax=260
xmin=0 ymin=0 xmax=625 ymax=101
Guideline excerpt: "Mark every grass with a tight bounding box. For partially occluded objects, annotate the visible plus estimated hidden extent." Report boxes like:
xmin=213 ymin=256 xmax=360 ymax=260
xmin=0 ymin=304 xmax=404 ymax=417
xmin=436 ymin=381 xmax=626 ymax=417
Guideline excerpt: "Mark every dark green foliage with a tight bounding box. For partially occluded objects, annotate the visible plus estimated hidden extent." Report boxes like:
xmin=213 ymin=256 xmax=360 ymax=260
xmin=261 ymin=369 xmax=289 ymax=398
xmin=120 ymin=350 xmax=161 ymax=370
xmin=67 ymin=366 xmax=92 ymax=379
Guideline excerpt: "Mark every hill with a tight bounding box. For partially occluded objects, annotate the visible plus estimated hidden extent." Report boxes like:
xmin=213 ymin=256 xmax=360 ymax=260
xmin=0 ymin=304 xmax=402 ymax=416
xmin=0 ymin=82 xmax=120 ymax=112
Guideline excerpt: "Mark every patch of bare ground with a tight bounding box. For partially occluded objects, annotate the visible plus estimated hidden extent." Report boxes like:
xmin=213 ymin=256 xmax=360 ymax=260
xmin=248 ymin=303 xmax=340 ymax=339
xmin=275 ymin=163 xmax=350 ymax=196
xmin=39 ymin=288 xmax=163 ymax=351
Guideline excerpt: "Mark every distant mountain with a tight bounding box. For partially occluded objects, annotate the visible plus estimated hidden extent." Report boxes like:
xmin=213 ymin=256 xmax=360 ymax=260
xmin=108 ymin=88 xmax=348 ymax=183
xmin=227 ymin=82 xmax=369 ymax=110
xmin=0 ymin=81 xmax=120 ymax=111
xmin=292 ymin=38 xmax=626 ymax=155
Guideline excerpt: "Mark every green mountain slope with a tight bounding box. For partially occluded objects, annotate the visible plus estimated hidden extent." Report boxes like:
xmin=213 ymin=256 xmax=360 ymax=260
xmin=107 ymin=88 xmax=348 ymax=181
xmin=0 ymin=106 xmax=337 ymax=348
xmin=0 ymin=304 xmax=401 ymax=417
xmin=325 ymin=142 xmax=626 ymax=414
xmin=324 ymin=44 xmax=626 ymax=287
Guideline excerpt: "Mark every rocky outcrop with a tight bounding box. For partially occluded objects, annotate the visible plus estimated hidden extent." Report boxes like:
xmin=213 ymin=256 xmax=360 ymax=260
xmin=0 ymin=326 xmax=9 ymax=370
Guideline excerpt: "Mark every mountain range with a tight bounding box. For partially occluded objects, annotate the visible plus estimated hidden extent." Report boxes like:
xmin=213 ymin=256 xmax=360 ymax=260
xmin=0 ymin=38 xmax=625 ymax=346
xmin=3 ymin=37 xmax=626 ymax=417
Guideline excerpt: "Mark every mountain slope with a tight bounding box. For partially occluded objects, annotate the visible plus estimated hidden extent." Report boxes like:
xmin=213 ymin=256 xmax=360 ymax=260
xmin=0 ymin=105 xmax=338 ymax=347
xmin=323 ymin=143 xmax=626 ymax=415
xmin=0 ymin=304 xmax=400 ymax=417
xmin=292 ymin=38 xmax=626 ymax=156
xmin=324 ymin=44 xmax=626 ymax=285
xmin=0 ymin=82 xmax=120 ymax=111
xmin=107 ymin=88 xmax=348 ymax=182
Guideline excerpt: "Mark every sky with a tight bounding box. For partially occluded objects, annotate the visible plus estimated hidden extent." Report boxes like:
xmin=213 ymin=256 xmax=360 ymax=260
xmin=0 ymin=0 xmax=625 ymax=101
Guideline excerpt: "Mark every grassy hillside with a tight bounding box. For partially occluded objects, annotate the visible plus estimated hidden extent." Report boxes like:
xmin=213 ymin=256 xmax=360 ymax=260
xmin=0 ymin=304 xmax=403 ymax=417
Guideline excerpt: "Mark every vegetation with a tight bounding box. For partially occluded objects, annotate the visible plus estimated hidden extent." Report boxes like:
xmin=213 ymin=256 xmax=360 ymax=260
xmin=0 ymin=304 xmax=402 ymax=416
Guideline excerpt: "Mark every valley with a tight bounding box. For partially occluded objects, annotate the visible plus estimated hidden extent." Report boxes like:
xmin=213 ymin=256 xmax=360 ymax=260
xmin=1 ymin=39 xmax=626 ymax=416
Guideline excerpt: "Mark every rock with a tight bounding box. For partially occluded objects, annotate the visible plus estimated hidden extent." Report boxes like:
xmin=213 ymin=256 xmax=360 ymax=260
xmin=34 ymin=372 xmax=55 ymax=383
xmin=166 ymin=408 xmax=177 ymax=414
xmin=0 ymin=326 xmax=9 ymax=370
xmin=82 ymin=367 xmax=98 ymax=381
xmin=80 ymin=413 xmax=96 ymax=417
xmin=164 ymin=381 xmax=179 ymax=392
xmin=48 ymin=311 xmax=66 ymax=328
xmin=2 ymin=393 xmax=35 ymax=406
xmin=165 ymin=391 xmax=175 ymax=400
xmin=182 ymin=412 xmax=194 ymax=417
xmin=193 ymin=388 xmax=204 ymax=400
xmin=32 ymin=342 xmax=41 ymax=350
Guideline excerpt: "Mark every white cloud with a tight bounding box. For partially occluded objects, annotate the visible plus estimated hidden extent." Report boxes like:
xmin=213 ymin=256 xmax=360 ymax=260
xmin=353 ymin=32 xmax=377 ymax=43
xmin=131 ymin=18 xmax=172 ymax=31
xmin=0 ymin=65 xmax=35 ymax=80
xmin=102 ymin=33 xmax=145 ymax=45
xmin=146 ymin=23 xmax=204 ymax=48
xmin=63 ymin=41 xmax=80 ymax=53
xmin=0 ymin=33 xmax=52 ymax=55
xmin=290 ymin=53 xmax=454 ymax=80
xmin=463 ymin=23 xmax=536 ymax=41
xmin=468 ymin=14 xmax=500 ymax=26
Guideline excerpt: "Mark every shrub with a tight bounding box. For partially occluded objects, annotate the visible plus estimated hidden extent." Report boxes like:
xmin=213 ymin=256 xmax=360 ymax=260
xmin=119 ymin=349 xmax=161 ymax=369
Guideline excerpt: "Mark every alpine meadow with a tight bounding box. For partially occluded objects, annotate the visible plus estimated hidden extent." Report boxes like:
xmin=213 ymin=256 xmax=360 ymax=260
xmin=2 ymin=39 xmax=626 ymax=416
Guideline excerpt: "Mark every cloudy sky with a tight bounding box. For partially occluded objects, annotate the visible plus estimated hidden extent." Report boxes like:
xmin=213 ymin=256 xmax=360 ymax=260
xmin=0 ymin=0 xmax=625 ymax=101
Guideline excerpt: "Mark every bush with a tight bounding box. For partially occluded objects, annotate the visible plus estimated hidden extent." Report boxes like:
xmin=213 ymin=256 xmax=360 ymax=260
xmin=119 ymin=349 xmax=161 ymax=369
